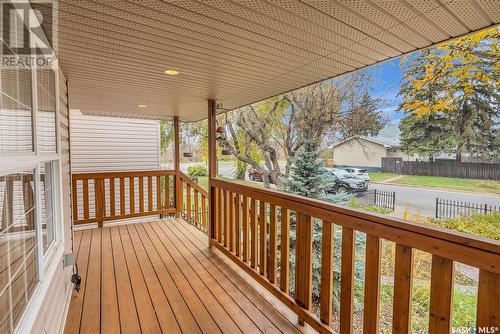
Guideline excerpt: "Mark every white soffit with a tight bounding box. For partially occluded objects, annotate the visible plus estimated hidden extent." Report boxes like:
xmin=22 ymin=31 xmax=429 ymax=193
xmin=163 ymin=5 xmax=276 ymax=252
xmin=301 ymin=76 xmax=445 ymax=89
xmin=52 ymin=0 xmax=499 ymax=121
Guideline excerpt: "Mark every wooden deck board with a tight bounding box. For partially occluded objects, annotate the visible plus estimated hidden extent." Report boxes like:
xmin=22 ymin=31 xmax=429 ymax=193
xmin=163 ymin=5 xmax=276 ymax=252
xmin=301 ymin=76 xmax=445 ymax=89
xmin=65 ymin=218 xmax=300 ymax=334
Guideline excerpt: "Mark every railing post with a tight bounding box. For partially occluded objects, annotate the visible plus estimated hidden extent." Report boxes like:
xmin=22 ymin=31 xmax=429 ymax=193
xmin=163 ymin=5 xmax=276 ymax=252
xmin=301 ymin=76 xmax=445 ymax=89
xmin=174 ymin=116 xmax=180 ymax=218
xmin=208 ymin=99 xmax=217 ymax=247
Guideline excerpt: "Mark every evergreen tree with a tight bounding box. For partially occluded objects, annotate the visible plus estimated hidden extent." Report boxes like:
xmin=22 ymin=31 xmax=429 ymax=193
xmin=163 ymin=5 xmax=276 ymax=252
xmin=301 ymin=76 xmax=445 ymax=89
xmin=398 ymin=28 xmax=500 ymax=160
xmin=285 ymin=140 xmax=331 ymax=199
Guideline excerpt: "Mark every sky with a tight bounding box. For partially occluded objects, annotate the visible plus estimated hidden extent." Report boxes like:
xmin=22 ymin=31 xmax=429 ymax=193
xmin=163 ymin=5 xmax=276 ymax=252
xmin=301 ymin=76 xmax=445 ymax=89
xmin=366 ymin=57 xmax=405 ymax=122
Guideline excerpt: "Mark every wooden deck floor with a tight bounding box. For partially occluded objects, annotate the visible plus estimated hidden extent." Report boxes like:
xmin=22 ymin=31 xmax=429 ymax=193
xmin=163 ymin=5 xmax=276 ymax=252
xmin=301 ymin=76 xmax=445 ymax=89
xmin=64 ymin=218 xmax=302 ymax=334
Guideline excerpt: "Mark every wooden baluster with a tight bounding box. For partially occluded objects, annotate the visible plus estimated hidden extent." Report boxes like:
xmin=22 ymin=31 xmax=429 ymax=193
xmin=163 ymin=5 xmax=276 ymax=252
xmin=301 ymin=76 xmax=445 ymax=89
xmin=147 ymin=176 xmax=153 ymax=212
xmin=268 ymin=204 xmax=278 ymax=284
xmin=201 ymin=196 xmax=207 ymax=231
xmin=109 ymin=178 xmax=115 ymax=217
xmin=130 ymin=177 xmax=135 ymax=214
xmin=250 ymin=198 xmax=258 ymax=270
xmin=242 ymin=196 xmax=249 ymax=263
xmin=186 ymin=183 xmax=192 ymax=218
xmin=94 ymin=178 xmax=105 ymax=227
xmin=165 ymin=175 xmax=171 ymax=209
xmin=139 ymin=176 xmax=144 ymax=213
xmin=212 ymin=188 xmax=219 ymax=241
xmin=229 ymin=192 xmax=234 ymax=252
xmin=295 ymin=213 xmax=312 ymax=325
xmin=218 ymin=188 xmax=223 ymax=243
xmin=120 ymin=177 xmax=125 ymax=215
xmin=194 ymin=190 xmax=199 ymax=226
xmin=224 ymin=190 xmax=230 ymax=248
xmin=177 ymin=178 xmax=183 ymax=214
xmin=156 ymin=175 xmax=161 ymax=211
xmin=72 ymin=179 xmax=78 ymax=222
xmin=235 ymin=194 xmax=241 ymax=257
xmin=83 ymin=179 xmax=89 ymax=219
xmin=392 ymin=244 xmax=413 ymax=334
xmin=280 ymin=208 xmax=290 ymax=294
xmin=320 ymin=221 xmax=334 ymax=325
xmin=340 ymin=227 xmax=355 ymax=334
xmin=363 ymin=235 xmax=381 ymax=334
xmin=259 ymin=201 xmax=267 ymax=276
xmin=428 ymin=255 xmax=454 ymax=334
xmin=477 ymin=270 xmax=499 ymax=330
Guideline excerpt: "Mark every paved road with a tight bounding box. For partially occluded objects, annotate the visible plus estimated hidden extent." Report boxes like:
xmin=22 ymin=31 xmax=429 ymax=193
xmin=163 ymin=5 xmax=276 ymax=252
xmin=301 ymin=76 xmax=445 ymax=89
xmin=363 ymin=183 xmax=499 ymax=217
xmin=180 ymin=162 xmax=499 ymax=218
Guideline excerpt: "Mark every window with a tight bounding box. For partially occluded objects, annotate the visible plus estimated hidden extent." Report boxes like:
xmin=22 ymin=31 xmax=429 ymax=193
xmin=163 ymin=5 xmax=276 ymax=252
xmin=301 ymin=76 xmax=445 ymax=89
xmin=0 ymin=170 xmax=38 ymax=333
xmin=0 ymin=66 xmax=33 ymax=153
xmin=0 ymin=40 xmax=59 ymax=334
xmin=40 ymin=161 xmax=57 ymax=253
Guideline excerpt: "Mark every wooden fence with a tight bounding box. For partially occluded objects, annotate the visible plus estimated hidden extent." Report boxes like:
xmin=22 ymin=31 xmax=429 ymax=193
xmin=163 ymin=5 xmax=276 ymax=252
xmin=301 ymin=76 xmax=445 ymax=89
xmin=382 ymin=158 xmax=500 ymax=180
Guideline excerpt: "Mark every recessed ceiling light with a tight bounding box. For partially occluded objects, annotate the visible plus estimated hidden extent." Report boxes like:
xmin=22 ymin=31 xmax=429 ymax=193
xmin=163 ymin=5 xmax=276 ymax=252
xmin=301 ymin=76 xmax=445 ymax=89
xmin=137 ymin=104 xmax=147 ymax=108
xmin=164 ymin=69 xmax=179 ymax=75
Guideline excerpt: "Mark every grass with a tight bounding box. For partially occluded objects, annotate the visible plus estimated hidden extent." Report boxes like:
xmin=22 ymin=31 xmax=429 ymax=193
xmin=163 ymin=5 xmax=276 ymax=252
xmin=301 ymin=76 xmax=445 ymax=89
xmin=368 ymin=172 xmax=399 ymax=182
xmin=391 ymin=175 xmax=500 ymax=194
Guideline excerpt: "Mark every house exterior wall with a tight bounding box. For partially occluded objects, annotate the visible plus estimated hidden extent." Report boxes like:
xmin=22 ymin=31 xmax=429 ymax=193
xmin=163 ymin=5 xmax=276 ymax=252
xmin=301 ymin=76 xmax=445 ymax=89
xmin=387 ymin=148 xmax=418 ymax=161
xmin=332 ymin=138 xmax=387 ymax=168
xmin=70 ymin=112 xmax=161 ymax=221
xmin=70 ymin=111 xmax=160 ymax=173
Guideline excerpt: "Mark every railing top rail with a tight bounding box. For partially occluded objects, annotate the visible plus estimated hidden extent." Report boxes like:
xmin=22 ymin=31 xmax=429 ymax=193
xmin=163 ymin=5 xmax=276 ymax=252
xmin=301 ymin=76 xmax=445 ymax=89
xmin=72 ymin=170 xmax=176 ymax=180
xmin=211 ymin=177 xmax=500 ymax=259
xmin=179 ymin=171 xmax=208 ymax=196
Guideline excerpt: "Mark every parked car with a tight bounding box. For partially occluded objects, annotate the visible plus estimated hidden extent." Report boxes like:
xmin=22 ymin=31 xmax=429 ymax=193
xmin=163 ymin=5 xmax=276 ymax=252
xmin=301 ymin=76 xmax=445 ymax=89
xmin=248 ymin=169 xmax=275 ymax=184
xmin=328 ymin=169 xmax=368 ymax=194
xmin=343 ymin=168 xmax=370 ymax=181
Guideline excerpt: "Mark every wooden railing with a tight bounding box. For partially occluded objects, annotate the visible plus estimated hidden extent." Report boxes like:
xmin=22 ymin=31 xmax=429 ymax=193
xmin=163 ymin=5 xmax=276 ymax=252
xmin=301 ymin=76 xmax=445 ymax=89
xmin=178 ymin=171 xmax=208 ymax=232
xmin=72 ymin=170 xmax=176 ymax=225
xmin=209 ymin=178 xmax=500 ymax=334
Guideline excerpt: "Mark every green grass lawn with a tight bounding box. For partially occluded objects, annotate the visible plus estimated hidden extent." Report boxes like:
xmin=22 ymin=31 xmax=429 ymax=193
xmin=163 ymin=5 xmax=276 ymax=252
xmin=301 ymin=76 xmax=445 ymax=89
xmin=368 ymin=172 xmax=399 ymax=182
xmin=391 ymin=175 xmax=500 ymax=194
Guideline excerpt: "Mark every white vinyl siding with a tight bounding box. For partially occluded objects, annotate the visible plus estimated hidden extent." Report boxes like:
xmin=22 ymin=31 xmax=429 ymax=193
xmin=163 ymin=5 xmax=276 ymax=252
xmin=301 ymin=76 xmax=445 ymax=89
xmin=70 ymin=111 xmax=160 ymax=173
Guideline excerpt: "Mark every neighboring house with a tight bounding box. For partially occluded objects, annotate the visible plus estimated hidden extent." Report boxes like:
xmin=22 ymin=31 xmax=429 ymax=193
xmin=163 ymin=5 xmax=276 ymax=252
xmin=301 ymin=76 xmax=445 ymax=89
xmin=331 ymin=124 xmax=416 ymax=169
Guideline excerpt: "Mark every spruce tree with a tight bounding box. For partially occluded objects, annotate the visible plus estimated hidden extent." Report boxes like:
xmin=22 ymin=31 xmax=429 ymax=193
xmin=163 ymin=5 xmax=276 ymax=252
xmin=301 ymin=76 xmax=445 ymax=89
xmin=285 ymin=140 xmax=330 ymax=199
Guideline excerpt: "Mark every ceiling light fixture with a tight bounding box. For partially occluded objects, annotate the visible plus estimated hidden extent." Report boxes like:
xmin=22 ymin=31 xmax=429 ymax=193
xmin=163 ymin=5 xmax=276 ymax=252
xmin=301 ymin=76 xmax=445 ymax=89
xmin=137 ymin=104 xmax=148 ymax=108
xmin=164 ymin=69 xmax=179 ymax=75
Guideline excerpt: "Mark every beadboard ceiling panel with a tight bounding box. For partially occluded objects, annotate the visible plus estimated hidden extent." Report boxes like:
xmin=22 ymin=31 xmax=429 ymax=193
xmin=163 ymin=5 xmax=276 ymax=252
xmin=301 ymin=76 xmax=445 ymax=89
xmin=50 ymin=0 xmax=498 ymax=121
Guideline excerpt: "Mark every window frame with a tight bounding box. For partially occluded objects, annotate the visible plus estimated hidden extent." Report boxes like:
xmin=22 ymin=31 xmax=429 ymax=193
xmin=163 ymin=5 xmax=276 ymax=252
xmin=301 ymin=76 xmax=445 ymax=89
xmin=0 ymin=59 xmax=63 ymax=333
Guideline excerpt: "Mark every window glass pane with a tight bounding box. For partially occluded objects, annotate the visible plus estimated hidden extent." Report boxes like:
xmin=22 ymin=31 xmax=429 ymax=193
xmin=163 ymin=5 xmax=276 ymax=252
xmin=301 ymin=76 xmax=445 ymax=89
xmin=0 ymin=170 xmax=38 ymax=334
xmin=0 ymin=46 xmax=33 ymax=152
xmin=40 ymin=161 xmax=56 ymax=252
xmin=36 ymin=69 xmax=56 ymax=154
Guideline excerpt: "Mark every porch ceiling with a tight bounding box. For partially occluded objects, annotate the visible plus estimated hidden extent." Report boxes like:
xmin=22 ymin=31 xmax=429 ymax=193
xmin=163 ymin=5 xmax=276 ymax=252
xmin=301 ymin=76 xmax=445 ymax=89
xmin=53 ymin=0 xmax=499 ymax=121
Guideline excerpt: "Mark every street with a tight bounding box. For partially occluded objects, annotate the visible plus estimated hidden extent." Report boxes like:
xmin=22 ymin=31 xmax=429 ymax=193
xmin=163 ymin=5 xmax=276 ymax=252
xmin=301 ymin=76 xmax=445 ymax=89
xmin=180 ymin=162 xmax=499 ymax=218
xmin=365 ymin=183 xmax=499 ymax=217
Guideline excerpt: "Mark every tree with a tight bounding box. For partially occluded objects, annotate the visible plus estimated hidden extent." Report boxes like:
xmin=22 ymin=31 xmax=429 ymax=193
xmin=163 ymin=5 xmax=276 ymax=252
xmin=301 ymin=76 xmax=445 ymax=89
xmin=285 ymin=140 xmax=331 ymax=198
xmin=340 ymin=92 xmax=387 ymax=140
xmin=216 ymin=70 xmax=385 ymax=187
xmin=399 ymin=28 xmax=500 ymax=160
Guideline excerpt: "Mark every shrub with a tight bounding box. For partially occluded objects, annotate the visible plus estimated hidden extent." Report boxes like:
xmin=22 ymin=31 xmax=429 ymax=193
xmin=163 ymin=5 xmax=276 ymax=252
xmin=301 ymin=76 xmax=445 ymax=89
xmin=430 ymin=211 xmax=500 ymax=240
xmin=187 ymin=164 xmax=208 ymax=177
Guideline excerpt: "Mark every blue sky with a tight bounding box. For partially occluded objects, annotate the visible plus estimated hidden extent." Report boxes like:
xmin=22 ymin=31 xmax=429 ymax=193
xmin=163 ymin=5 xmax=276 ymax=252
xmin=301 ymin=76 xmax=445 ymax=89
xmin=365 ymin=56 xmax=405 ymax=122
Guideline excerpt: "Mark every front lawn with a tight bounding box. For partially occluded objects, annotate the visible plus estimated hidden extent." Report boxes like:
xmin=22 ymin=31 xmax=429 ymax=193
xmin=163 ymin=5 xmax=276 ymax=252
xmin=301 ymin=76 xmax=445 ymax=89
xmin=368 ymin=172 xmax=399 ymax=182
xmin=392 ymin=175 xmax=500 ymax=194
